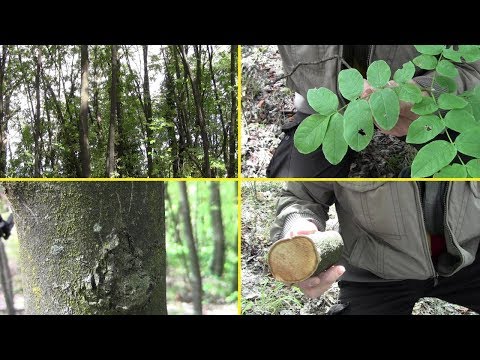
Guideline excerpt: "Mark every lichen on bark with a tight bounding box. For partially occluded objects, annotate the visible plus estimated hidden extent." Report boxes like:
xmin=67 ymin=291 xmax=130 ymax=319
xmin=4 ymin=181 xmax=167 ymax=315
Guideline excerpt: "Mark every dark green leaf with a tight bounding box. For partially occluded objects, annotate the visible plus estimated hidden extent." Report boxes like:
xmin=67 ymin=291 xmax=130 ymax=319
xmin=322 ymin=113 xmax=348 ymax=165
xmin=433 ymin=164 xmax=468 ymax=178
xmin=414 ymin=45 xmax=445 ymax=55
xmin=444 ymin=109 xmax=479 ymax=133
xmin=406 ymin=115 xmax=444 ymax=144
xmin=411 ymin=96 xmax=438 ymax=115
xmin=293 ymin=114 xmax=330 ymax=154
xmin=307 ymin=88 xmax=339 ymax=115
xmin=367 ymin=60 xmax=391 ymax=88
xmin=411 ymin=140 xmax=457 ymax=177
xmin=369 ymin=88 xmax=400 ymax=130
xmin=438 ymin=93 xmax=468 ymax=110
xmin=459 ymin=45 xmax=480 ymax=62
xmin=338 ymin=68 xmax=364 ymax=101
xmin=343 ymin=99 xmax=374 ymax=151
xmin=393 ymin=61 xmax=415 ymax=83
xmin=436 ymin=60 xmax=459 ymax=78
xmin=455 ymin=128 xmax=480 ymax=157
xmin=413 ymin=54 xmax=438 ymax=70
xmin=443 ymin=47 xmax=463 ymax=62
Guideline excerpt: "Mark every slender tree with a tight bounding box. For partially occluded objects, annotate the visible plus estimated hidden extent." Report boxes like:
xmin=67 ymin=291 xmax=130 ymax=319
xmin=210 ymin=182 xmax=226 ymax=276
xmin=178 ymin=182 xmax=203 ymax=314
xmin=106 ymin=45 xmax=117 ymax=177
xmin=79 ymin=45 xmax=91 ymax=177
xmin=228 ymin=45 xmax=237 ymax=178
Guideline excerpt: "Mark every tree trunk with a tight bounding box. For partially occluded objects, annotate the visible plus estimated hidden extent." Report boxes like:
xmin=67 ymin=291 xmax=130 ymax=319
xmin=0 ymin=45 xmax=8 ymax=177
xmin=143 ymin=46 xmax=154 ymax=177
xmin=178 ymin=182 xmax=202 ymax=315
xmin=210 ymin=182 xmax=225 ymax=276
xmin=79 ymin=45 xmax=91 ymax=177
xmin=34 ymin=47 xmax=42 ymax=177
xmin=6 ymin=182 xmax=167 ymax=315
xmin=268 ymin=231 xmax=344 ymax=284
xmin=228 ymin=45 xmax=237 ymax=178
xmin=0 ymin=241 xmax=15 ymax=314
xmin=106 ymin=45 xmax=118 ymax=177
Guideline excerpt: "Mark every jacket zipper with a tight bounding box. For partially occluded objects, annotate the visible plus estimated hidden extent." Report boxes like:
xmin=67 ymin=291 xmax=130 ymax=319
xmin=442 ymin=182 xmax=465 ymax=275
xmin=414 ymin=182 xmax=439 ymax=286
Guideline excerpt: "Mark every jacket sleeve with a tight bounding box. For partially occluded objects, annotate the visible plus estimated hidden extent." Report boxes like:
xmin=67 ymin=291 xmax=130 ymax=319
xmin=413 ymin=60 xmax=480 ymax=96
xmin=270 ymin=182 xmax=335 ymax=243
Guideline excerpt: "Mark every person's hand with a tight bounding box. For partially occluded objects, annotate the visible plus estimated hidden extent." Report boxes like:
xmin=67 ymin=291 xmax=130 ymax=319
xmin=286 ymin=218 xmax=318 ymax=238
xmin=362 ymin=79 xmax=427 ymax=137
xmin=297 ymin=265 xmax=346 ymax=299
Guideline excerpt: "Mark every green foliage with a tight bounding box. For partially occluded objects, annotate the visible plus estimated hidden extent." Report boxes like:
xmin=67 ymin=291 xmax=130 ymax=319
xmin=293 ymin=45 xmax=480 ymax=177
xmin=165 ymin=182 xmax=237 ymax=307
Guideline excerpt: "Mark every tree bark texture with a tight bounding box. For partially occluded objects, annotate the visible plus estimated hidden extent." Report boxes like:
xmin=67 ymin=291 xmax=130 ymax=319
xmin=6 ymin=182 xmax=167 ymax=315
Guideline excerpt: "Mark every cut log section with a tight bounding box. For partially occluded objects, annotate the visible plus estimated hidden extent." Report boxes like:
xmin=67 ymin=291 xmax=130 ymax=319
xmin=268 ymin=231 xmax=344 ymax=284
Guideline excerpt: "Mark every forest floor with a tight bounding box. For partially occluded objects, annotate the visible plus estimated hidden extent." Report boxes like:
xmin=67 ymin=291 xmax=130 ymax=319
xmin=241 ymin=45 xmax=418 ymax=178
xmin=241 ymin=182 xmax=478 ymax=315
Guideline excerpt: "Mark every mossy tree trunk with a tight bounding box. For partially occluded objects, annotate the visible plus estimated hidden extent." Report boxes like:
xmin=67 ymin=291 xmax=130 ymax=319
xmin=5 ymin=182 xmax=167 ymax=315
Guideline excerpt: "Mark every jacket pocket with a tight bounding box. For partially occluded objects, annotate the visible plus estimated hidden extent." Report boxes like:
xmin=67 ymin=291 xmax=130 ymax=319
xmin=336 ymin=182 xmax=403 ymax=238
xmin=348 ymin=234 xmax=384 ymax=277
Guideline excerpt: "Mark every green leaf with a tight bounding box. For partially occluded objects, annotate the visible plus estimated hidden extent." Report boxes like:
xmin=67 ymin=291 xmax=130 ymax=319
xmin=293 ymin=114 xmax=330 ymax=154
xmin=455 ymin=128 xmax=480 ymax=157
xmin=369 ymin=88 xmax=400 ymax=130
xmin=413 ymin=54 xmax=438 ymax=70
xmin=307 ymin=88 xmax=339 ymax=115
xmin=411 ymin=140 xmax=457 ymax=177
xmin=414 ymin=45 xmax=445 ymax=55
xmin=322 ymin=113 xmax=348 ymax=165
xmin=367 ymin=60 xmax=391 ymax=88
xmin=395 ymin=83 xmax=423 ymax=103
xmin=433 ymin=164 xmax=468 ymax=178
xmin=343 ymin=99 xmax=374 ymax=151
xmin=466 ymin=159 xmax=480 ymax=177
xmin=406 ymin=115 xmax=444 ymax=144
xmin=412 ymin=97 xmax=438 ymax=115
xmin=442 ymin=47 xmax=463 ymax=62
xmin=438 ymin=93 xmax=468 ymax=110
xmin=444 ymin=109 xmax=479 ymax=133
xmin=465 ymin=96 xmax=480 ymax=122
xmin=393 ymin=61 xmax=415 ymax=83
xmin=459 ymin=45 xmax=480 ymax=62
xmin=436 ymin=60 xmax=459 ymax=78
xmin=338 ymin=68 xmax=364 ymax=101
xmin=434 ymin=76 xmax=457 ymax=93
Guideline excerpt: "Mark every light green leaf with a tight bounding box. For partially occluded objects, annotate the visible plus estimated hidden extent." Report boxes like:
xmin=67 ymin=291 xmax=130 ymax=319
xmin=294 ymin=114 xmax=330 ymax=154
xmin=438 ymin=93 xmax=468 ymax=110
xmin=455 ymin=128 xmax=480 ymax=157
xmin=322 ymin=113 xmax=348 ymax=165
xmin=434 ymin=76 xmax=457 ymax=93
xmin=367 ymin=60 xmax=391 ymax=88
xmin=436 ymin=60 xmax=459 ymax=78
xmin=433 ymin=164 xmax=468 ymax=178
xmin=343 ymin=99 xmax=374 ymax=151
xmin=395 ymin=83 xmax=423 ymax=103
xmin=466 ymin=159 xmax=480 ymax=177
xmin=406 ymin=115 xmax=444 ymax=144
xmin=307 ymin=88 xmax=339 ymax=115
xmin=444 ymin=109 xmax=479 ymax=133
xmin=442 ymin=47 xmax=463 ymax=62
xmin=414 ymin=45 xmax=445 ymax=55
xmin=338 ymin=68 xmax=364 ymax=101
xmin=369 ymin=88 xmax=400 ymax=130
xmin=411 ymin=140 xmax=457 ymax=177
xmin=411 ymin=96 xmax=438 ymax=115
xmin=459 ymin=45 xmax=480 ymax=62
xmin=393 ymin=61 xmax=415 ymax=83
xmin=413 ymin=54 xmax=438 ymax=70
xmin=465 ymin=96 xmax=480 ymax=122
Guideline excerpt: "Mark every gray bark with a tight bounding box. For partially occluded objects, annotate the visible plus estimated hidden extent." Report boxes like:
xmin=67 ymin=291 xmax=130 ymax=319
xmin=5 ymin=182 xmax=167 ymax=315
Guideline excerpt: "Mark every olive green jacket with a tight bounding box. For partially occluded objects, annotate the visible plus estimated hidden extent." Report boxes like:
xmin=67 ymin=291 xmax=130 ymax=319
xmin=278 ymin=45 xmax=480 ymax=114
xmin=271 ymin=182 xmax=480 ymax=282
